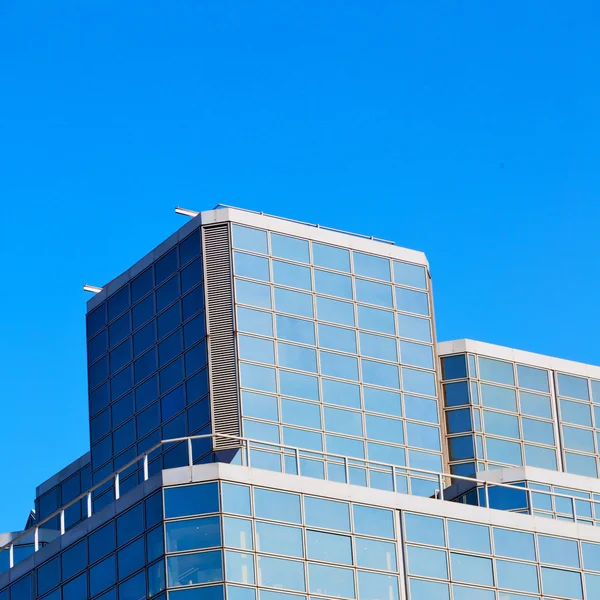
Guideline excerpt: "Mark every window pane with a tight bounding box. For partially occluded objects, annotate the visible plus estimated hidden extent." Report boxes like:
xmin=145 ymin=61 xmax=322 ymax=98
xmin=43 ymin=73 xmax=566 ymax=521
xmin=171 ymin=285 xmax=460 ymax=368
xmin=358 ymin=571 xmax=399 ymax=600
xmin=404 ymin=513 xmax=444 ymax=546
xmin=366 ymin=414 xmax=404 ymax=444
xmin=517 ymin=364 xmax=549 ymax=392
xmin=521 ymin=418 xmax=554 ymax=445
xmin=355 ymin=537 xmax=397 ymax=571
xmin=237 ymin=308 xmax=273 ymax=336
xmin=278 ymin=343 xmax=317 ymax=372
xmin=324 ymin=407 xmax=363 ymax=436
xmin=393 ymin=261 xmax=426 ymax=289
xmin=353 ymin=505 xmax=394 ymax=538
xmin=364 ymin=387 xmax=401 ymax=417
xmin=402 ymin=368 xmax=436 ymax=396
xmin=395 ymin=288 xmax=429 ymax=316
xmin=277 ymin=315 xmax=315 ymax=345
xmin=313 ymin=243 xmax=350 ymax=272
xmin=239 ymin=335 xmax=275 ymax=365
xmin=233 ymin=225 xmax=268 ymax=254
xmin=450 ymin=554 xmax=493 ymax=586
xmin=222 ymin=483 xmax=251 ymax=516
xmin=271 ymin=234 xmax=309 ymax=263
xmin=308 ymin=563 xmax=355 ymax=598
xmin=541 ymin=567 xmax=582 ymax=599
xmin=353 ymin=252 xmax=390 ymax=280
xmin=483 ymin=410 xmax=519 ymax=438
xmin=281 ymin=398 xmax=321 ymax=428
xmin=223 ymin=517 xmax=253 ymax=550
xmin=320 ymin=352 xmax=359 ymax=381
xmin=520 ymin=391 xmax=552 ymax=418
xmin=322 ymin=378 xmax=361 ymax=409
xmin=400 ymin=341 xmax=433 ymax=369
xmin=226 ymin=551 xmax=255 ymax=585
xmin=407 ymin=546 xmax=448 ymax=578
xmin=164 ymin=482 xmax=219 ymax=518
xmin=404 ymin=394 xmax=438 ymax=423
xmin=257 ymin=556 xmax=305 ymax=592
xmin=495 ymin=560 xmax=539 ymax=593
xmin=166 ymin=516 xmax=221 ymax=552
xmin=236 ymin=279 xmax=272 ymax=309
xmin=317 ymin=297 xmax=354 ymax=326
xmin=314 ymin=270 xmax=353 ymax=299
xmin=254 ymin=489 xmax=301 ymax=523
xmin=355 ymin=279 xmax=393 ymax=308
xmin=558 ymin=373 xmax=589 ymax=400
xmin=486 ymin=438 xmax=522 ymax=466
xmin=447 ymin=520 xmax=490 ymax=554
xmin=256 ymin=521 xmax=303 ymax=557
xmin=280 ymin=370 xmax=319 ymax=401
xmin=480 ymin=384 xmax=517 ymax=412
xmin=560 ymin=399 xmax=592 ymax=426
xmin=478 ymin=357 xmax=514 ymax=385
xmin=273 ymin=261 xmax=312 ymax=290
xmin=362 ymin=360 xmax=400 ymax=389
xmin=319 ymin=324 xmax=357 ymax=354
xmin=167 ymin=551 xmax=223 ymax=586
xmin=306 ymin=530 xmax=352 ymax=564
xmin=565 ymin=451 xmax=597 ymax=477
xmin=406 ymin=422 xmax=440 ymax=451
xmin=276 ymin=288 xmax=314 ymax=318
xmin=242 ymin=391 xmax=278 ymax=421
xmin=441 ymin=355 xmax=467 ymax=380
xmin=240 ymin=363 xmax=276 ymax=393
xmin=397 ymin=314 xmax=431 ymax=342
xmin=408 ymin=579 xmax=449 ymax=600
xmin=538 ymin=535 xmax=580 ymax=568
xmin=360 ymin=332 xmax=397 ymax=362
xmin=234 ymin=252 xmax=270 ymax=281
xmin=304 ymin=497 xmax=351 ymax=532
xmin=357 ymin=306 xmax=395 ymax=334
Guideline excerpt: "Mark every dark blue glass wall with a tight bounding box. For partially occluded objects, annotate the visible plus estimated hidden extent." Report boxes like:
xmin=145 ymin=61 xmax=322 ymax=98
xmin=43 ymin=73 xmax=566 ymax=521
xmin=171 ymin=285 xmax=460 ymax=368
xmin=85 ymin=226 xmax=211 ymax=511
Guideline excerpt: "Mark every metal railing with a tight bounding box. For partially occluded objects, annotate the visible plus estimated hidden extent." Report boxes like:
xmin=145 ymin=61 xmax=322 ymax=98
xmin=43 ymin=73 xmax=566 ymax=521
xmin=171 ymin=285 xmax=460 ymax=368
xmin=0 ymin=433 xmax=592 ymax=569
xmin=212 ymin=204 xmax=397 ymax=246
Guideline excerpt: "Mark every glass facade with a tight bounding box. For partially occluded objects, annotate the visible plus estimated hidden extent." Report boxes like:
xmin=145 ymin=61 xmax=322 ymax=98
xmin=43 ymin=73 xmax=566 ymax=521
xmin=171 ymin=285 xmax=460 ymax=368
xmin=85 ymin=227 xmax=210 ymax=511
xmin=441 ymin=353 xmax=559 ymax=476
xmin=7 ymin=207 xmax=600 ymax=600
xmin=231 ymin=224 xmax=442 ymax=494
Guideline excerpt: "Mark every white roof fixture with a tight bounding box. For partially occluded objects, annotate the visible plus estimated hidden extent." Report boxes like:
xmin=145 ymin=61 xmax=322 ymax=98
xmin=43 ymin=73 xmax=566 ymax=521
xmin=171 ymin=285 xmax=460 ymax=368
xmin=83 ymin=284 xmax=103 ymax=294
xmin=175 ymin=206 xmax=200 ymax=218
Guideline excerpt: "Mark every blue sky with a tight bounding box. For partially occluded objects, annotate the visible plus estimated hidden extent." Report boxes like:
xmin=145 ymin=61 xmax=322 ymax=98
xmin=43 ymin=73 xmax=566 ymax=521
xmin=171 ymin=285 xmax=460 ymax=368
xmin=1 ymin=1 xmax=599 ymax=532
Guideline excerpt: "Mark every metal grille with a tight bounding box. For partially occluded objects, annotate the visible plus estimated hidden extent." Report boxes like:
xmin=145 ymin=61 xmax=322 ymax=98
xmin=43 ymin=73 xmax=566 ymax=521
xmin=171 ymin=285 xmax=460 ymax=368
xmin=202 ymin=223 xmax=241 ymax=450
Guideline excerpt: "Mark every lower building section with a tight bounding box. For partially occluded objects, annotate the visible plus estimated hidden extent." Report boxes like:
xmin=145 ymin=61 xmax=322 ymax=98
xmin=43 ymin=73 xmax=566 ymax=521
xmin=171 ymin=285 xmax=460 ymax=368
xmin=4 ymin=462 xmax=600 ymax=599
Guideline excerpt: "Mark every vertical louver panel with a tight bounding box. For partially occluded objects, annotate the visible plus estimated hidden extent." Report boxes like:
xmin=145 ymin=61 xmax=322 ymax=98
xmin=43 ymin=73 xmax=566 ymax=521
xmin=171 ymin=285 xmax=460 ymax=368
xmin=202 ymin=223 xmax=241 ymax=450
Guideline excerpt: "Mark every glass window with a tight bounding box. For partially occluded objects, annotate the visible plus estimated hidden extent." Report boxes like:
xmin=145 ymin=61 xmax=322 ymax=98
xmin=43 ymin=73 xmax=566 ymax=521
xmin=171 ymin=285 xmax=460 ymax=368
xmin=407 ymin=546 xmax=448 ymax=579
xmin=357 ymin=305 xmax=395 ymax=334
xmin=395 ymin=288 xmax=429 ymax=316
xmin=368 ymin=441 xmax=405 ymax=466
xmin=276 ymin=288 xmax=314 ymax=318
xmin=362 ymin=360 xmax=400 ymax=389
xmin=326 ymin=434 xmax=365 ymax=459
xmin=167 ymin=550 xmax=223 ymax=586
xmin=483 ymin=410 xmax=519 ymax=438
xmin=164 ymin=482 xmax=219 ymax=518
xmin=441 ymin=355 xmax=467 ymax=380
xmin=541 ymin=566 xmax=582 ymax=599
xmin=131 ymin=267 xmax=154 ymax=303
xmin=236 ymin=279 xmax=272 ymax=309
xmin=359 ymin=332 xmax=397 ymax=362
xmin=273 ymin=260 xmax=312 ymax=290
xmin=538 ymin=535 xmax=580 ymax=568
xmin=37 ymin=557 xmax=60 ymax=596
xmin=278 ymin=342 xmax=317 ymax=372
xmin=283 ymin=426 xmax=322 ymax=451
xmin=323 ymin=406 xmax=362 ymax=437
xmin=254 ymin=488 xmax=301 ymax=523
xmin=117 ymin=503 xmax=144 ymax=546
xmin=495 ymin=560 xmax=539 ymax=593
xmin=520 ymin=391 xmax=552 ymax=419
xmin=237 ymin=307 xmax=273 ymax=337
xmin=448 ymin=435 xmax=474 ymax=461
xmin=446 ymin=409 xmax=471 ymax=434
xmin=525 ymin=444 xmax=557 ymax=469
xmin=356 ymin=278 xmax=393 ymax=308
xmin=517 ymin=364 xmax=549 ymax=392
xmin=271 ymin=233 xmax=309 ymax=263
xmin=565 ymin=451 xmax=597 ymax=477
xmin=585 ymin=573 xmax=600 ymax=598
xmin=322 ymin=378 xmax=361 ymax=409
xmin=353 ymin=252 xmax=390 ymax=280
xmin=408 ymin=579 xmax=449 ymax=600
xmin=447 ymin=520 xmax=490 ymax=554
xmin=234 ymin=252 xmax=270 ymax=281
xmin=225 ymin=551 xmax=255 ymax=585
xmin=353 ymin=505 xmax=394 ymax=538
xmin=89 ymin=522 xmax=115 ymax=563
xmin=397 ymin=314 xmax=431 ymax=342
xmin=277 ymin=315 xmax=315 ymax=345
xmin=405 ymin=394 xmax=438 ymax=423
xmin=393 ymin=261 xmax=426 ymax=289
xmin=304 ymin=497 xmax=350 ymax=531
xmin=239 ymin=335 xmax=275 ymax=364
xmin=117 ymin=538 xmax=144 ymax=580
xmin=280 ymin=370 xmax=319 ymax=401
xmin=400 ymin=341 xmax=433 ymax=370
xmin=355 ymin=537 xmax=397 ymax=571
xmin=257 ymin=556 xmax=305 ymax=591
xmin=222 ymin=483 xmax=251 ymax=516
xmin=240 ymin=363 xmax=277 ymax=393
xmin=314 ymin=270 xmax=353 ymax=299
xmin=406 ymin=422 xmax=440 ymax=451
xmin=451 ymin=586 xmax=494 ymax=600
xmin=558 ymin=373 xmax=589 ymax=400
xmin=444 ymin=381 xmax=469 ymax=407
xmin=478 ymin=357 xmax=514 ymax=385
xmin=582 ymin=542 xmax=600 ymax=572
xmin=560 ymin=399 xmax=592 ymax=426
xmin=224 ymin=517 xmax=253 ymax=550
xmin=179 ymin=229 xmax=201 ymax=266
xmin=242 ymin=391 xmax=278 ymax=421
xmin=358 ymin=571 xmax=399 ymax=600
xmin=402 ymin=368 xmax=436 ymax=397
xmin=319 ymin=324 xmax=356 ymax=354
xmin=320 ymin=352 xmax=359 ymax=381
xmin=313 ymin=243 xmax=350 ymax=272
xmin=244 ymin=419 xmax=279 ymax=443
xmin=255 ymin=521 xmax=304 ymax=557
xmin=308 ymin=563 xmax=355 ymax=598
xmin=366 ymin=414 xmax=404 ymax=444
xmin=450 ymin=554 xmax=493 ymax=586
xmin=521 ymin=418 xmax=554 ymax=445
xmin=233 ymin=225 xmax=268 ymax=254
xmin=404 ymin=513 xmax=444 ymax=546
xmin=480 ymin=384 xmax=517 ymax=412
xmin=317 ymin=296 xmax=354 ymax=326
xmin=306 ymin=530 xmax=352 ymax=564
xmin=166 ymin=516 xmax=221 ymax=552
xmin=486 ymin=438 xmax=522 ymax=465
xmin=281 ymin=398 xmax=321 ymax=429
xmin=363 ymin=387 xmax=401 ymax=416
xmin=63 ymin=573 xmax=87 ymax=600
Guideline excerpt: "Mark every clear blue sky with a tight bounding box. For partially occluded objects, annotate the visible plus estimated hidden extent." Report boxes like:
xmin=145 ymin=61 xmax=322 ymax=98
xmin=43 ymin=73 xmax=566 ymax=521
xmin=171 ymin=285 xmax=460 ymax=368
xmin=1 ymin=1 xmax=599 ymax=532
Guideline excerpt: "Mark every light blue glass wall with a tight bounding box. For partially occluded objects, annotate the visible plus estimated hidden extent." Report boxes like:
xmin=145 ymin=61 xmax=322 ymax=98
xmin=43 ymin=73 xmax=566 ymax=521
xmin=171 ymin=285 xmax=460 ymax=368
xmin=230 ymin=224 xmax=442 ymax=495
xmin=441 ymin=353 xmax=559 ymax=476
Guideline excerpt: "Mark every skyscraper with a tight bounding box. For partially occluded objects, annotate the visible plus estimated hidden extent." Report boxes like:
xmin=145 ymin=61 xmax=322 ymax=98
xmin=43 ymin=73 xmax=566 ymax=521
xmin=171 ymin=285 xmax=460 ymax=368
xmin=2 ymin=206 xmax=600 ymax=600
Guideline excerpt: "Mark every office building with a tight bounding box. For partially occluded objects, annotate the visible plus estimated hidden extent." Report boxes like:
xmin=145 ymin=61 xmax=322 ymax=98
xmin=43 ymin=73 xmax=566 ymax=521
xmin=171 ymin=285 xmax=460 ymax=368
xmin=1 ymin=206 xmax=600 ymax=600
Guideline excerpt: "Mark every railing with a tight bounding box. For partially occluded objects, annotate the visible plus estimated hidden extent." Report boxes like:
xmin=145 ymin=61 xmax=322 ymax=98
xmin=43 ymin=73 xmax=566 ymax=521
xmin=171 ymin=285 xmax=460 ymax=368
xmin=212 ymin=204 xmax=397 ymax=246
xmin=0 ymin=433 xmax=592 ymax=570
